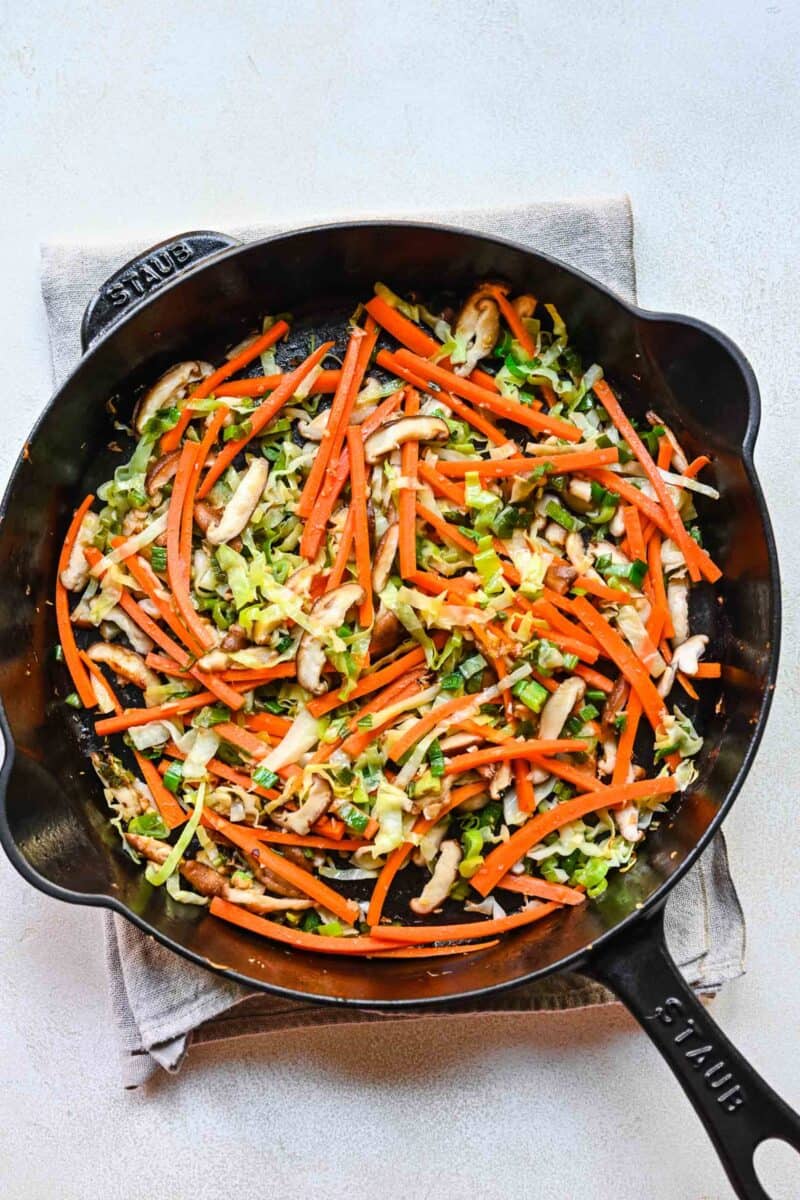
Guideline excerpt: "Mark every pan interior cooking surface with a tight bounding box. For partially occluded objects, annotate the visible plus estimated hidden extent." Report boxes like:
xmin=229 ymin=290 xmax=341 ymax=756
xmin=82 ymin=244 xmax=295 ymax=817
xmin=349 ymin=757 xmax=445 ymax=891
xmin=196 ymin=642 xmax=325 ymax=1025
xmin=0 ymin=224 xmax=777 ymax=1004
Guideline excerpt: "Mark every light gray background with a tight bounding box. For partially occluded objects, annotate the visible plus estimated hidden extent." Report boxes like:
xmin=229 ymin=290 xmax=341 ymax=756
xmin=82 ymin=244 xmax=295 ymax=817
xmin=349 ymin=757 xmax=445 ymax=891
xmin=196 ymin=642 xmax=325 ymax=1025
xmin=1 ymin=3 xmax=799 ymax=1198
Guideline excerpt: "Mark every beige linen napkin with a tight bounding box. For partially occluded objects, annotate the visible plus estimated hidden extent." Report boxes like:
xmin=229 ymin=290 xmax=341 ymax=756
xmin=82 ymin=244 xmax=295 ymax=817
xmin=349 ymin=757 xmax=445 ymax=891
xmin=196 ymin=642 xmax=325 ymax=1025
xmin=41 ymin=197 xmax=746 ymax=1088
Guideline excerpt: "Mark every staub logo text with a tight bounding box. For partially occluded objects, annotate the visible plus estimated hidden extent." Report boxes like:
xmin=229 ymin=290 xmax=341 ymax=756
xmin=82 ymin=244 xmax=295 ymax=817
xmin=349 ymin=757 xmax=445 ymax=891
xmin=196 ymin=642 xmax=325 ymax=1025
xmin=650 ymin=997 xmax=745 ymax=1112
xmin=103 ymin=240 xmax=195 ymax=308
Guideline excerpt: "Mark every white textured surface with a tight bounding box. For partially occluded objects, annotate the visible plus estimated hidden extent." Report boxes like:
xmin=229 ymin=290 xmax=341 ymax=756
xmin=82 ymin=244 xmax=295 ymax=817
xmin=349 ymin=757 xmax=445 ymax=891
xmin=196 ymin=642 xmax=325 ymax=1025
xmin=1 ymin=3 xmax=799 ymax=1198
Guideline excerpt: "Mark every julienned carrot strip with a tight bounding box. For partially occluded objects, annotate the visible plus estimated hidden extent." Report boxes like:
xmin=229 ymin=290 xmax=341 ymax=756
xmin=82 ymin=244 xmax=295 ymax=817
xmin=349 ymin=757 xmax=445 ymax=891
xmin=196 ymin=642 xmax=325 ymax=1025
xmin=203 ymin=812 xmax=360 ymax=924
xmin=390 ymin=349 xmax=582 ymax=442
xmin=572 ymin=576 xmax=632 ymax=605
xmin=527 ymin=754 xmax=604 ymax=793
xmin=370 ymin=902 xmax=561 ymax=943
xmin=210 ymin=897 xmax=390 ymax=951
xmin=693 ymin=662 xmax=722 ymax=678
xmin=677 ymin=672 xmax=700 ymax=700
xmin=215 ymin=370 xmax=341 ymax=397
xmin=387 ymin=690 xmax=485 ymax=763
xmin=436 ymin=448 xmax=619 ymax=479
xmin=574 ymin=664 xmax=614 ymax=694
xmin=592 ymin=380 xmax=720 ymax=584
xmin=364 ymin=296 xmax=500 ymax=393
xmin=94 ymin=689 xmax=219 ymax=735
xmin=55 ymin=494 xmax=98 ymax=708
xmin=623 ymin=506 xmax=646 ymax=564
xmin=215 ymin=722 xmax=270 ymax=761
xmin=612 ymin=691 xmax=642 ymax=787
xmin=198 ymin=341 xmax=333 ymax=499
xmin=366 ymin=780 xmax=489 ymax=925
xmin=163 ymin=743 xmax=280 ymax=802
xmin=308 ymin=645 xmax=427 ymax=717
xmin=336 ymin=673 xmax=428 ymax=759
xmin=647 ymin=535 xmax=673 ymax=639
xmin=684 ymin=455 xmax=711 ymax=478
xmin=300 ymin=390 xmax=403 ymax=562
xmin=444 ymin=738 xmax=588 ymax=775
xmin=532 ymin=597 xmax=602 ymax=653
xmin=115 ymin=547 xmax=202 ymax=656
xmin=143 ymin=653 xmax=296 ymax=685
xmin=416 ymin=503 xmax=477 ymax=556
xmin=456 ymin=718 xmax=513 ymax=744
xmin=346 ymin=426 xmax=374 ymax=627
xmin=245 ymin=712 xmax=293 ymax=736
xmin=513 ymin=758 xmax=536 ymax=814
xmin=239 ymin=828 xmax=365 ymax=851
xmin=417 ymin=461 xmax=466 ymax=507
xmin=370 ymin=351 xmax=508 ymax=445
xmin=483 ymin=285 xmax=537 ymax=355
xmin=297 ymin=326 xmax=371 ymax=519
xmin=472 ymin=776 xmax=678 ymax=896
xmin=570 ymin=596 xmax=666 ymax=732
xmin=495 ymin=873 xmax=586 ymax=906
xmin=537 ymin=629 xmax=599 ymax=665
xmin=167 ymin=440 xmax=215 ymax=650
xmin=162 ymin=320 xmax=290 ymax=453
xmin=325 ymin=509 xmax=354 ymax=592
xmin=399 ymin=388 xmax=420 ymax=578
xmin=409 ymin=571 xmax=476 ymax=601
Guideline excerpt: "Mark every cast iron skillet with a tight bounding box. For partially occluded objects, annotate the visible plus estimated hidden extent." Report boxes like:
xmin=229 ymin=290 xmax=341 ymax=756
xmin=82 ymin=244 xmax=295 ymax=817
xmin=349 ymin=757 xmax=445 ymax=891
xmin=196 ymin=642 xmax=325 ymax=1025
xmin=0 ymin=224 xmax=797 ymax=1197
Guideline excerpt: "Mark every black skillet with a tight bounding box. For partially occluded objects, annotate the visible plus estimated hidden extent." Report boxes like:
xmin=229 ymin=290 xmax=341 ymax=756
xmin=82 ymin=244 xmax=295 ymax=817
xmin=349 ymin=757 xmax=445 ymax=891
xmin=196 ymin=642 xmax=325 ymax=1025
xmin=0 ymin=224 xmax=797 ymax=1198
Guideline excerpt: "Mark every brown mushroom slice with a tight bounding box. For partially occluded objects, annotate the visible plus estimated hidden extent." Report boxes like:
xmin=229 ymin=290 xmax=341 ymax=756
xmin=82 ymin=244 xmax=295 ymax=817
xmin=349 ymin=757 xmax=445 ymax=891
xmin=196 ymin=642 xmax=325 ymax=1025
xmin=86 ymin=642 xmax=161 ymax=696
xmin=372 ymin=524 xmax=399 ymax=594
xmin=89 ymin=670 xmax=117 ymax=715
xmin=296 ymin=583 xmax=365 ymax=694
xmin=409 ymin=840 xmax=463 ymax=915
xmin=193 ymin=500 xmax=220 ymax=535
xmin=544 ymin=562 xmax=578 ymax=595
xmin=134 ymin=361 xmax=213 ymax=434
xmin=564 ymin=531 xmax=592 ymax=575
xmin=616 ymin=804 xmax=643 ymax=843
xmin=220 ymin=624 xmax=248 ymax=653
xmin=538 ymin=676 xmax=586 ymax=742
xmin=453 ymin=290 xmax=500 ymax=376
xmin=512 ymin=294 xmax=537 ymax=320
xmin=667 ymin=580 xmax=690 ymax=644
xmin=59 ymin=510 xmax=100 ymax=592
xmin=222 ymin=886 xmax=312 ymax=914
xmin=282 ymin=776 xmax=333 ymax=836
xmin=658 ymin=634 xmax=709 ymax=698
xmin=145 ymin=450 xmax=181 ymax=499
xmin=297 ymin=409 xmax=331 ymax=442
xmin=615 ymin=606 xmax=667 ymax=679
xmin=101 ymin=606 xmax=154 ymax=655
xmin=242 ymin=847 xmax=308 ymax=900
xmin=363 ymin=416 xmax=449 ymax=464
xmin=370 ymin=605 xmax=404 ymax=658
xmin=206 ymin=458 xmax=270 ymax=545
xmin=196 ymin=648 xmax=231 ymax=673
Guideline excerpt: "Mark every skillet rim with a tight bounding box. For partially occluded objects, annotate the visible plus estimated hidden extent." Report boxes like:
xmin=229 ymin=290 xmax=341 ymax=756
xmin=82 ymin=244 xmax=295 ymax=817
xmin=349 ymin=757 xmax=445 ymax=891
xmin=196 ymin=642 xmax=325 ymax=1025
xmin=0 ymin=219 xmax=782 ymax=1007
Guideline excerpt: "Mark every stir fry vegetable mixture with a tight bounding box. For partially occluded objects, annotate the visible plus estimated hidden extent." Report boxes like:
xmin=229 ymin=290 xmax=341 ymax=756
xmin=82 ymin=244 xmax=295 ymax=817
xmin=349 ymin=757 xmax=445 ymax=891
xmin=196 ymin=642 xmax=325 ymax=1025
xmin=56 ymin=282 xmax=723 ymax=957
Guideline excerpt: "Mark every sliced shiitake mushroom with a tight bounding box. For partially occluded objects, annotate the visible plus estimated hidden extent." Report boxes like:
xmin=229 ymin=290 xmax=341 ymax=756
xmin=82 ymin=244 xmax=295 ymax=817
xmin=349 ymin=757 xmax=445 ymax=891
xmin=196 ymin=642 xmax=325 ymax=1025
xmin=410 ymin=840 xmax=462 ymax=914
xmin=86 ymin=642 xmax=161 ymax=696
xmin=370 ymin=605 xmax=403 ymax=658
xmin=296 ymin=583 xmax=364 ymax=694
xmin=544 ymin=562 xmax=578 ymax=595
xmin=99 ymin=605 xmax=154 ymax=655
xmin=206 ymin=458 xmax=269 ymax=545
xmin=282 ymin=776 xmax=333 ymax=836
xmin=453 ymin=289 xmax=500 ymax=376
xmin=145 ymin=450 xmax=180 ymax=499
xmin=134 ymin=361 xmax=213 ymax=434
xmin=372 ymin=524 xmax=399 ymax=594
xmin=59 ymin=510 xmax=100 ymax=592
xmin=363 ymin=416 xmax=449 ymax=464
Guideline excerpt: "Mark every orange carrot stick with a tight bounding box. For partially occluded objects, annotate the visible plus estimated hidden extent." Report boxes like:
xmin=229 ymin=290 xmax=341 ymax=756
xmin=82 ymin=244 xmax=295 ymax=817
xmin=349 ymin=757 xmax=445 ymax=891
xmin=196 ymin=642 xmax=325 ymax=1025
xmin=364 ymin=296 xmax=500 ymax=392
xmin=612 ymin=691 xmax=642 ymax=787
xmin=482 ymin=285 xmax=537 ymax=355
xmin=398 ymin=388 xmax=420 ymax=578
xmin=444 ymin=738 xmax=588 ymax=775
xmin=198 ymin=342 xmax=333 ymax=499
xmin=592 ymin=380 xmax=720 ymax=584
xmin=371 ymin=352 xmax=508 ymax=444
xmin=435 ymin=448 xmax=618 ymax=479
xmin=214 ymin=722 xmax=270 ymax=761
xmin=346 ymin=426 xmax=374 ymax=627
xmin=574 ymin=664 xmax=615 ymax=694
xmin=167 ymin=440 xmax=215 ymax=650
xmin=55 ymin=494 xmax=98 ymax=708
xmin=693 ymin=662 xmax=722 ymax=678
xmin=684 ymin=455 xmax=711 ymax=478
xmin=162 ymin=320 xmax=290 ymax=453
xmin=210 ymin=897 xmax=392 ymax=952
xmin=416 ymin=461 xmax=466 ymax=507
xmin=657 ymin=436 xmax=672 ymax=470
xmin=647 ymin=534 xmax=673 ymax=639
xmin=495 ymin=873 xmax=586 ymax=906
xmin=336 ymin=673 xmax=428 ymax=759
xmin=203 ymin=812 xmax=360 ymax=924
xmin=513 ymin=758 xmax=536 ymax=813
xmin=244 ymin=712 xmax=293 ymax=736
xmin=415 ymin=503 xmax=477 ymax=556
xmin=570 ymin=596 xmax=666 ymax=732
xmin=387 ymin=690 xmax=488 ymax=763
xmin=387 ymin=348 xmax=582 ymax=442
xmin=622 ymin=506 xmax=646 ymax=565
xmin=215 ymin=370 xmax=341 ymax=397
xmin=370 ymin=902 xmax=562 ymax=943
xmin=325 ymin=509 xmax=354 ymax=592
xmin=300 ymin=390 xmax=403 ymax=562
xmin=307 ymin=645 xmax=427 ymax=718
xmin=297 ymin=325 xmax=373 ymax=519
xmin=472 ymin=776 xmax=678 ymax=896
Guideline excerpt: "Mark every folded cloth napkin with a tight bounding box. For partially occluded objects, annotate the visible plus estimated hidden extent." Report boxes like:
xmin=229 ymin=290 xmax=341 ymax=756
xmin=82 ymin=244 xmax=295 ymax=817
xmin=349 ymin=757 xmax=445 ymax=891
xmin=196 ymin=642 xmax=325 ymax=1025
xmin=41 ymin=196 xmax=746 ymax=1089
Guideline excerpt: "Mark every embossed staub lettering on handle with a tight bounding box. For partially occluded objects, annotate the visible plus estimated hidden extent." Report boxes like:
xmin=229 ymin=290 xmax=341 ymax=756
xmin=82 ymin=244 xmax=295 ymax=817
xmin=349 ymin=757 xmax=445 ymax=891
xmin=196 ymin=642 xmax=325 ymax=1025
xmin=648 ymin=997 xmax=745 ymax=1113
xmin=103 ymin=240 xmax=195 ymax=309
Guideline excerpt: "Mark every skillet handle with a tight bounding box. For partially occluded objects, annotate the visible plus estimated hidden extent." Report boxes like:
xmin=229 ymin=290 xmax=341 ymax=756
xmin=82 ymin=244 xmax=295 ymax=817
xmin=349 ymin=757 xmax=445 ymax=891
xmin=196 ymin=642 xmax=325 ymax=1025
xmin=80 ymin=230 xmax=240 ymax=352
xmin=589 ymin=910 xmax=800 ymax=1198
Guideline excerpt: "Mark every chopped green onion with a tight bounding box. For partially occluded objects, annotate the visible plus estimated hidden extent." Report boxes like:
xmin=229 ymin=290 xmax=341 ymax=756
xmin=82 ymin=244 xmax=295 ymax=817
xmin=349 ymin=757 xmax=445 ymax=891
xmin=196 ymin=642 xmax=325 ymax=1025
xmin=252 ymin=766 xmax=279 ymax=789
xmin=53 ymin=644 xmax=64 ymax=662
xmin=337 ymin=803 xmax=369 ymax=833
xmin=440 ymin=672 xmax=463 ymax=691
xmin=64 ymin=692 xmax=81 ymax=709
xmin=317 ymin=920 xmax=343 ymax=938
xmin=162 ymin=762 xmax=183 ymax=794
xmin=512 ymin=678 xmax=549 ymax=713
xmin=459 ymin=654 xmax=487 ymax=681
xmin=428 ymin=739 xmax=445 ymax=777
xmin=545 ymin=500 xmax=584 ymax=532
xmin=561 ymin=652 xmax=579 ymax=670
xmin=193 ymin=704 xmax=230 ymax=728
xmin=586 ymin=689 xmax=607 ymax=702
xmin=128 ymin=811 xmax=170 ymax=838
xmin=357 ymin=714 xmax=374 ymax=730
xmin=613 ymin=712 xmax=628 ymax=732
xmin=302 ymin=910 xmax=323 ymax=933
xmin=579 ymin=704 xmax=600 ymax=722
xmin=150 ymin=545 xmax=167 ymax=573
